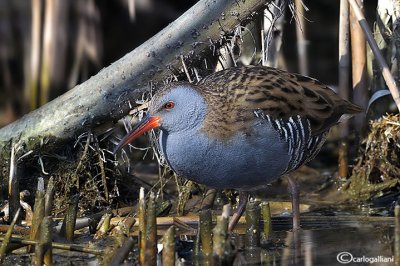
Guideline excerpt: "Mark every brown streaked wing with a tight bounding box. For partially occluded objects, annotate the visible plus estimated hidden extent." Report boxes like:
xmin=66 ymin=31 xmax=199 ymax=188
xmin=197 ymin=66 xmax=362 ymax=139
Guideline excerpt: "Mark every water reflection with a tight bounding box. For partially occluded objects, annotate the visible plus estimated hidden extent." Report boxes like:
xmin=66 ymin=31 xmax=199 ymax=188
xmin=275 ymin=226 xmax=393 ymax=266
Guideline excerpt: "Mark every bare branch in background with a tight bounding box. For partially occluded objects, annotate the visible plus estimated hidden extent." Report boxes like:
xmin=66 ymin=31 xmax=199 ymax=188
xmin=41 ymin=0 xmax=69 ymax=105
xmin=68 ymin=0 xmax=102 ymax=88
xmin=294 ymin=0 xmax=308 ymax=75
xmin=262 ymin=0 xmax=288 ymax=68
xmin=25 ymin=0 xmax=43 ymax=112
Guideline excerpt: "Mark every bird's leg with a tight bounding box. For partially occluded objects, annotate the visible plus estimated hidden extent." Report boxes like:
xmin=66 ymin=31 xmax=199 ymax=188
xmin=287 ymin=175 xmax=300 ymax=230
xmin=228 ymin=191 xmax=248 ymax=232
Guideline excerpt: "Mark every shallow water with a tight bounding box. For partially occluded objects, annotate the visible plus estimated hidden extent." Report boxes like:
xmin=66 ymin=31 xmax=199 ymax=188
xmin=187 ymin=212 xmax=396 ymax=266
xmin=255 ymin=226 xmax=394 ymax=266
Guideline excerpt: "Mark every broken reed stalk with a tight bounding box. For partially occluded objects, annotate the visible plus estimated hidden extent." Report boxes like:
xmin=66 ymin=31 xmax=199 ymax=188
xmin=94 ymin=212 xmax=112 ymax=239
xmin=29 ymin=178 xmax=45 ymax=253
xmin=338 ymin=141 xmax=348 ymax=178
xmin=138 ymin=187 xmax=146 ymax=265
xmin=44 ymin=177 xmax=55 ymax=216
xmin=109 ymin=237 xmax=135 ymax=266
xmin=348 ymin=0 xmax=400 ymax=111
xmin=194 ymin=224 xmax=200 ymax=266
xmin=395 ymin=205 xmax=400 ymax=265
xmin=212 ymin=204 xmax=231 ymax=258
xmin=261 ymin=202 xmax=271 ymax=242
xmin=0 ymin=236 xmax=103 ymax=255
xmin=349 ymin=0 xmax=367 ymax=130
xmin=35 ymin=216 xmax=52 ymax=266
xmin=0 ymin=208 xmax=20 ymax=263
xmin=200 ymin=189 xmax=217 ymax=209
xmin=245 ymin=201 xmax=261 ymax=249
xmin=8 ymin=144 xmax=20 ymax=223
xmin=162 ymin=226 xmax=175 ymax=266
xmin=60 ymin=193 xmax=79 ymax=241
xmin=144 ymin=192 xmax=157 ymax=266
xmin=294 ymin=0 xmax=309 ymax=75
xmin=200 ymin=209 xmax=213 ymax=256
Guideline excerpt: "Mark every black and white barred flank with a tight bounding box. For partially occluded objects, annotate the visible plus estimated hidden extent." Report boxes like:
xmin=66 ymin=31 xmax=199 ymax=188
xmin=254 ymin=110 xmax=327 ymax=174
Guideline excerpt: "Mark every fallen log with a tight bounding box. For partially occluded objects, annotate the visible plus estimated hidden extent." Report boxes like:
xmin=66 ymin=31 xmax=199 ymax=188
xmin=0 ymin=0 xmax=271 ymax=188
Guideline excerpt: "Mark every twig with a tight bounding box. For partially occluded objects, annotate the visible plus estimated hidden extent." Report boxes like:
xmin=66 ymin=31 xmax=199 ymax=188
xmin=96 ymin=142 xmax=109 ymax=202
xmin=74 ymin=132 xmax=91 ymax=189
xmin=180 ymin=55 xmax=193 ymax=83
xmin=0 ymin=208 xmax=20 ymax=263
xmin=0 ymin=236 xmax=103 ymax=255
xmin=8 ymin=143 xmax=20 ymax=222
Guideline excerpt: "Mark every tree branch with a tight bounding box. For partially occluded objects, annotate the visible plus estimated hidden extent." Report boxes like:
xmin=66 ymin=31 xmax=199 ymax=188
xmin=0 ymin=0 xmax=271 ymax=174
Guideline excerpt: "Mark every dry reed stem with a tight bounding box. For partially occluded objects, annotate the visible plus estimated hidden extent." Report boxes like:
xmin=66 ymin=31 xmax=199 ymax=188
xmin=60 ymin=193 xmax=79 ymax=241
xmin=338 ymin=0 xmax=351 ymax=177
xmin=0 ymin=208 xmax=20 ymax=263
xmin=26 ymin=0 xmax=42 ymax=111
xmin=8 ymin=144 xmax=20 ymax=223
xmin=138 ymin=187 xmax=146 ymax=265
xmin=162 ymin=226 xmax=175 ymax=266
xmin=29 ymin=179 xmax=45 ymax=252
xmin=212 ymin=204 xmax=231 ymax=258
xmin=35 ymin=216 xmax=52 ymax=266
xmin=109 ymin=237 xmax=134 ymax=266
xmin=200 ymin=189 xmax=217 ymax=209
xmin=261 ymin=202 xmax=271 ymax=242
xmin=294 ymin=0 xmax=309 ymax=75
xmin=338 ymin=141 xmax=348 ymax=178
xmin=200 ymin=209 xmax=213 ymax=256
xmin=395 ymin=205 xmax=400 ymax=265
xmin=44 ymin=177 xmax=55 ymax=217
xmin=348 ymin=0 xmax=400 ymax=111
xmin=0 ymin=236 xmax=103 ymax=255
xmin=350 ymin=0 xmax=368 ymax=130
xmin=94 ymin=212 xmax=112 ymax=239
xmin=144 ymin=192 xmax=157 ymax=266
xmin=245 ymin=201 xmax=261 ymax=249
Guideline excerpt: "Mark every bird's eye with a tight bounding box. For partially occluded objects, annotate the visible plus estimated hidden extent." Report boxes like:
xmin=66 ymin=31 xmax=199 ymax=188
xmin=164 ymin=101 xmax=175 ymax=110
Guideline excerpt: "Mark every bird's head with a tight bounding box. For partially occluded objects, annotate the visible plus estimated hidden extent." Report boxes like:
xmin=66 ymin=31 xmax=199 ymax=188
xmin=113 ymin=83 xmax=207 ymax=154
